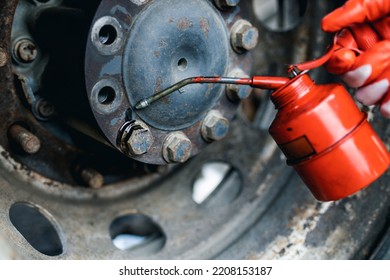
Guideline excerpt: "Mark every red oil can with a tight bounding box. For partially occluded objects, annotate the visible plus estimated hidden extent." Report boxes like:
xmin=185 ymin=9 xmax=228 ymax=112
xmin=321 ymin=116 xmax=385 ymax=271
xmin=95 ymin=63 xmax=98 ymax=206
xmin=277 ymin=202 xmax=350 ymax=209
xmin=269 ymin=74 xmax=390 ymax=201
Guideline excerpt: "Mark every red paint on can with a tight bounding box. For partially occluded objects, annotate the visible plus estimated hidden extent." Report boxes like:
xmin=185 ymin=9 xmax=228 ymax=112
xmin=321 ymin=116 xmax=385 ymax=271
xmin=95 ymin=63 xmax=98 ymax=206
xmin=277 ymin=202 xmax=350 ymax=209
xmin=269 ymin=74 xmax=390 ymax=201
xmin=251 ymin=76 xmax=289 ymax=89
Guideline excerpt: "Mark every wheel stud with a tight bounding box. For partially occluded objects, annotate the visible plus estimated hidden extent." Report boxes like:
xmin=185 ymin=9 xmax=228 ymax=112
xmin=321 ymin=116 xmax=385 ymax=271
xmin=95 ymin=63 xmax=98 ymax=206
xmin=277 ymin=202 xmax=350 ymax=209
xmin=80 ymin=168 xmax=104 ymax=189
xmin=9 ymin=124 xmax=41 ymax=154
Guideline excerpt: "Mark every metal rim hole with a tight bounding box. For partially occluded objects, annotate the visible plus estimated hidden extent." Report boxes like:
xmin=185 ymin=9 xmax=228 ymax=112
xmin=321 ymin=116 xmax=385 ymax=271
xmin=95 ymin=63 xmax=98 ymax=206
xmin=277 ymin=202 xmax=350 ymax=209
xmin=98 ymin=86 xmax=116 ymax=105
xmin=177 ymin=58 xmax=188 ymax=71
xmin=9 ymin=203 xmax=63 ymax=256
xmin=192 ymin=162 xmax=242 ymax=205
xmin=99 ymin=25 xmax=117 ymax=46
xmin=110 ymin=214 xmax=166 ymax=253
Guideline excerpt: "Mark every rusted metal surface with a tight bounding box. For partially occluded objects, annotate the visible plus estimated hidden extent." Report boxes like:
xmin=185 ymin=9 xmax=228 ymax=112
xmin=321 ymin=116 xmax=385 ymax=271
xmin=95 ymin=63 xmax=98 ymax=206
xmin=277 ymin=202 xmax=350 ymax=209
xmin=84 ymin=0 xmax=254 ymax=164
xmin=2 ymin=0 xmax=163 ymax=185
xmin=80 ymin=168 xmax=104 ymax=189
xmin=8 ymin=124 xmax=41 ymax=154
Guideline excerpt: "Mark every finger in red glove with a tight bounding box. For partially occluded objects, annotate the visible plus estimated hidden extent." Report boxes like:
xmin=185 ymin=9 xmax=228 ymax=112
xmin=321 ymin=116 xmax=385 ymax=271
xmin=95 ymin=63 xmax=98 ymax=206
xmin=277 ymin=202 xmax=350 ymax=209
xmin=341 ymin=40 xmax=390 ymax=87
xmin=349 ymin=23 xmax=381 ymax=50
xmin=372 ymin=17 xmax=390 ymax=39
xmin=324 ymin=29 xmax=358 ymax=75
xmin=355 ymin=73 xmax=389 ymax=106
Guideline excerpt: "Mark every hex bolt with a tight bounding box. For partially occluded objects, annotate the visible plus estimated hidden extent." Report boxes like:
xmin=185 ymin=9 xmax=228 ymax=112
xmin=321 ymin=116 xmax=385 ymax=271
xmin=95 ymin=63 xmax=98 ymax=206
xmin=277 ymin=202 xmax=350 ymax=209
xmin=230 ymin=19 xmax=259 ymax=53
xmin=119 ymin=120 xmax=154 ymax=156
xmin=201 ymin=110 xmax=230 ymax=142
xmin=80 ymin=168 xmax=104 ymax=189
xmin=214 ymin=0 xmax=240 ymax=9
xmin=226 ymin=68 xmax=253 ymax=101
xmin=14 ymin=39 xmax=38 ymax=63
xmin=163 ymin=132 xmax=192 ymax=163
xmin=9 ymin=124 xmax=41 ymax=154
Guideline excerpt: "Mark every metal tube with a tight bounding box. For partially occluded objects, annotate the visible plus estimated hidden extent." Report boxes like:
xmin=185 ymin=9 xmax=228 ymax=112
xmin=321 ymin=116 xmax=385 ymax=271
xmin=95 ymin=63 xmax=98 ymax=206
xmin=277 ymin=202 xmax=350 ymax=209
xmin=135 ymin=76 xmax=289 ymax=110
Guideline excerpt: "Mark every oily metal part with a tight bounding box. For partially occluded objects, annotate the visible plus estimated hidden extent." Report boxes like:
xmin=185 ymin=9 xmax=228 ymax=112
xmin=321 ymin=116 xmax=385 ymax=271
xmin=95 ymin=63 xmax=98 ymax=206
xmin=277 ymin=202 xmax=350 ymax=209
xmin=85 ymin=0 xmax=253 ymax=165
xmin=7 ymin=0 xmax=162 ymax=186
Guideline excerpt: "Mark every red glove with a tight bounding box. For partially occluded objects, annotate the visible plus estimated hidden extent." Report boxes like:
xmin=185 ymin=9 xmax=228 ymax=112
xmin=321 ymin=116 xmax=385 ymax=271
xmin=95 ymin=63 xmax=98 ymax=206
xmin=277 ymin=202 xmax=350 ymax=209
xmin=322 ymin=0 xmax=390 ymax=118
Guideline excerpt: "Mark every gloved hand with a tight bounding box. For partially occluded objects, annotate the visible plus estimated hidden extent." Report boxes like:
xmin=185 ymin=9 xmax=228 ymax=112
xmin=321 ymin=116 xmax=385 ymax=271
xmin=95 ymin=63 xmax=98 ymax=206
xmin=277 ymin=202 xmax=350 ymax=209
xmin=322 ymin=0 xmax=390 ymax=118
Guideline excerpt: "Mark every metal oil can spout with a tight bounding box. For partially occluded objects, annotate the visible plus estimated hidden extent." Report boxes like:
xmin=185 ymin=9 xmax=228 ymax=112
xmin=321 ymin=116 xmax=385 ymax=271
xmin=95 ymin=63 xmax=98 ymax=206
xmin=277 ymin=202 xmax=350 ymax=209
xmin=134 ymin=76 xmax=290 ymax=110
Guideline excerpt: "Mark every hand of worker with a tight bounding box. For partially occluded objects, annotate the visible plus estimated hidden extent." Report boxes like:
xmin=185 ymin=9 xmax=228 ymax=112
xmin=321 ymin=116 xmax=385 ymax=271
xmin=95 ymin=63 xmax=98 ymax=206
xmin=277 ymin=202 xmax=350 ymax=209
xmin=322 ymin=0 xmax=390 ymax=118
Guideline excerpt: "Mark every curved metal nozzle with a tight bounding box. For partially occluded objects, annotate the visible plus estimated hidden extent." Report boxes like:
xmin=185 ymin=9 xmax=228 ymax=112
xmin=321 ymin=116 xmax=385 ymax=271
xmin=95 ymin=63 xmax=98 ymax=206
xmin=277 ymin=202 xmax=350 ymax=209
xmin=135 ymin=76 xmax=289 ymax=110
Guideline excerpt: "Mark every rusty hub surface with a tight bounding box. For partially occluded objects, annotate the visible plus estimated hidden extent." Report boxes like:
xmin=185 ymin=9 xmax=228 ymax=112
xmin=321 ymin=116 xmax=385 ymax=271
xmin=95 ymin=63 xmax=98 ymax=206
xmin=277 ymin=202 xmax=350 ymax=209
xmin=85 ymin=0 xmax=254 ymax=164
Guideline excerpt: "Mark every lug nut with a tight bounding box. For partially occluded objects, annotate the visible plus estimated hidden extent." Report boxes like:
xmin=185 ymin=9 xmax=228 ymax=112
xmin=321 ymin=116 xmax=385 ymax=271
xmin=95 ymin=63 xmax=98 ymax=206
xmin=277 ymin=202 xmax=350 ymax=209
xmin=226 ymin=68 xmax=253 ymax=101
xmin=9 ymin=124 xmax=41 ymax=154
xmin=80 ymin=168 xmax=104 ymax=189
xmin=230 ymin=19 xmax=259 ymax=53
xmin=214 ymin=0 xmax=240 ymax=9
xmin=119 ymin=120 xmax=153 ymax=156
xmin=201 ymin=110 xmax=230 ymax=142
xmin=163 ymin=132 xmax=192 ymax=163
xmin=14 ymin=39 xmax=38 ymax=63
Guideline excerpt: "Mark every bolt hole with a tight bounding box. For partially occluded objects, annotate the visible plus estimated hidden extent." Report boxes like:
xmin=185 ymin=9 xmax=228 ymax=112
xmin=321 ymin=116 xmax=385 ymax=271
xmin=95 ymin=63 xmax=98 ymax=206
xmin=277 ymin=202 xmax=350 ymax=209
xmin=9 ymin=203 xmax=63 ymax=256
xmin=192 ymin=162 xmax=242 ymax=205
xmin=110 ymin=214 xmax=166 ymax=253
xmin=98 ymin=86 xmax=116 ymax=105
xmin=177 ymin=58 xmax=188 ymax=71
xmin=99 ymin=25 xmax=117 ymax=45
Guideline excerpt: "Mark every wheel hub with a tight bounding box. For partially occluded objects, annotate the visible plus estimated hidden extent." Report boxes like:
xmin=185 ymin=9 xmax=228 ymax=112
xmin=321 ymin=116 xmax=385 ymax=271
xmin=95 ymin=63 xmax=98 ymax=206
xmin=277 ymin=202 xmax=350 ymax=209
xmin=124 ymin=0 xmax=229 ymax=130
xmin=85 ymin=0 xmax=252 ymax=164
